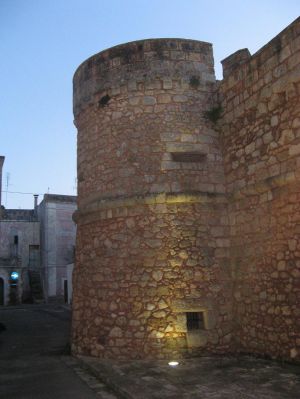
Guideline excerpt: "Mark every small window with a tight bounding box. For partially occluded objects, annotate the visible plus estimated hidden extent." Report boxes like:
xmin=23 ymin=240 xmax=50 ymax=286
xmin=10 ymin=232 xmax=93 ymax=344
xmin=14 ymin=235 xmax=18 ymax=245
xmin=186 ymin=312 xmax=205 ymax=331
xmin=171 ymin=152 xmax=206 ymax=163
xmin=99 ymin=94 xmax=110 ymax=107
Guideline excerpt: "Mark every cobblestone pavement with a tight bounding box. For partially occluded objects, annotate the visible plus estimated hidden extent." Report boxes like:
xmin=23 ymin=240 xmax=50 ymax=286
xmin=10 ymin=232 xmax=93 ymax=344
xmin=79 ymin=354 xmax=300 ymax=399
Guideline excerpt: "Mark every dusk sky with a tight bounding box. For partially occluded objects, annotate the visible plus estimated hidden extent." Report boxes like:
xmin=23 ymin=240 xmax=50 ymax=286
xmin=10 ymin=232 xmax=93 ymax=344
xmin=1 ymin=0 xmax=299 ymax=209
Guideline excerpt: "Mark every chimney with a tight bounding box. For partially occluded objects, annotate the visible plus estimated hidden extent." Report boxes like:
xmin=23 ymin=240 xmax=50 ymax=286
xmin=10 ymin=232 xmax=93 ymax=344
xmin=0 ymin=156 xmax=5 ymax=208
xmin=34 ymin=194 xmax=38 ymax=218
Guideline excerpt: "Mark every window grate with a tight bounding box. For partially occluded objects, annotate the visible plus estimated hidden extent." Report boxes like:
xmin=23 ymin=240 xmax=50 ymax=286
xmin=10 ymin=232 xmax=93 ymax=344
xmin=186 ymin=312 xmax=205 ymax=331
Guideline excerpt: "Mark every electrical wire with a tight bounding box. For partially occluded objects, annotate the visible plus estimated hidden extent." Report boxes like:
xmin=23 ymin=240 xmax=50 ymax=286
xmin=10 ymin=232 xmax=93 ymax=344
xmin=3 ymin=191 xmax=47 ymax=195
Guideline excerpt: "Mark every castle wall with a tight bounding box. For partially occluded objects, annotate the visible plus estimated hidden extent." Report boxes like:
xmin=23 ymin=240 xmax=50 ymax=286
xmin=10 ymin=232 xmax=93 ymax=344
xmin=74 ymin=40 xmax=223 ymax=205
xmin=72 ymin=39 xmax=232 ymax=359
xmin=73 ymin=19 xmax=300 ymax=361
xmin=219 ymin=17 xmax=300 ymax=360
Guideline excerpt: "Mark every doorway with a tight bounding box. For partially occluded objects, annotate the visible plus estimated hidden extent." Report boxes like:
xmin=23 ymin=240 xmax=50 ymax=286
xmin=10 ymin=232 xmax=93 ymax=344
xmin=0 ymin=278 xmax=4 ymax=306
xmin=64 ymin=279 xmax=68 ymax=304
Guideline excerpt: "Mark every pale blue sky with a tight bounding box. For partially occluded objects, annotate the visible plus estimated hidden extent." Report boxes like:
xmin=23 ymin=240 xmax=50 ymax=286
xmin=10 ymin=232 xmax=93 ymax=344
xmin=0 ymin=0 xmax=299 ymax=209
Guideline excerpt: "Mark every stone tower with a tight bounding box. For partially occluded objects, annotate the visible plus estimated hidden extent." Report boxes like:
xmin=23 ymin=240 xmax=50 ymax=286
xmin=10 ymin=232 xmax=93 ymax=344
xmin=72 ymin=39 xmax=231 ymax=359
xmin=73 ymin=19 xmax=300 ymax=363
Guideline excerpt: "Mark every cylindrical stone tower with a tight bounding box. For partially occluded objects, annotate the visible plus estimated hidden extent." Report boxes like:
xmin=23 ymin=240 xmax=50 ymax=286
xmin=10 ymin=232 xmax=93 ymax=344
xmin=72 ymin=39 xmax=232 ymax=360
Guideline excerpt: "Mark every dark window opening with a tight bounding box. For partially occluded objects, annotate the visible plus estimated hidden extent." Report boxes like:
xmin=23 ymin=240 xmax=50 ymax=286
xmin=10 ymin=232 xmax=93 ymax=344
xmin=14 ymin=235 xmax=18 ymax=245
xmin=0 ymin=278 xmax=4 ymax=306
xmin=99 ymin=94 xmax=111 ymax=107
xmin=189 ymin=76 xmax=200 ymax=88
xmin=171 ymin=152 xmax=206 ymax=163
xmin=64 ymin=280 xmax=68 ymax=304
xmin=186 ymin=312 xmax=205 ymax=331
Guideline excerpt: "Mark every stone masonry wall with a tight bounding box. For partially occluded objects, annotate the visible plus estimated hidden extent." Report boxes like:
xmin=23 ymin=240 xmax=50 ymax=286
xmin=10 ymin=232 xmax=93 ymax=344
xmin=72 ymin=39 xmax=233 ymax=359
xmin=73 ymin=19 xmax=300 ymax=362
xmin=74 ymin=39 xmax=224 ymax=208
xmin=72 ymin=196 xmax=231 ymax=359
xmin=219 ymin=17 xmax=300 ymax=361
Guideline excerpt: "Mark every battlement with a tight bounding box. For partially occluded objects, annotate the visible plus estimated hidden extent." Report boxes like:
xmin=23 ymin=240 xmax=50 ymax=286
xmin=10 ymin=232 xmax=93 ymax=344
xmin=218 ymin=16 xmax=300 ymax=361
xmin=73 ymin=38 xmax=215 ymax=116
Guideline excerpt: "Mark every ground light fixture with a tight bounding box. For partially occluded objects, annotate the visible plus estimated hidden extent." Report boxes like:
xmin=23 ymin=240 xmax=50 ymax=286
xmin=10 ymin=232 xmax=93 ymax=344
xmin=168 ymin=361 xmax=179 ymax=367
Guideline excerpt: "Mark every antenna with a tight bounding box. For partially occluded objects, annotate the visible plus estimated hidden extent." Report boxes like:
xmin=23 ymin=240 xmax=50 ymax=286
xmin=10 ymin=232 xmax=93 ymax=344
xmin=5 ymin=172 xmax=10 ymax=206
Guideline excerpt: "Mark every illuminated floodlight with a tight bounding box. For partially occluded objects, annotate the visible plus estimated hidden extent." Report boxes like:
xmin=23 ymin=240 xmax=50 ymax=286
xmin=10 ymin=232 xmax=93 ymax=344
xmin=10 ymin=271 xmax=19 ymax=280
xmin=168 ymin=361 xmax=179 ymax=367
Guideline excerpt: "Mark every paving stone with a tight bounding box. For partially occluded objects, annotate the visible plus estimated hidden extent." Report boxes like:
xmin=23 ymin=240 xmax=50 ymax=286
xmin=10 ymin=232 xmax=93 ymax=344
xmin=79 ymin=355 xmax=300 ymax=399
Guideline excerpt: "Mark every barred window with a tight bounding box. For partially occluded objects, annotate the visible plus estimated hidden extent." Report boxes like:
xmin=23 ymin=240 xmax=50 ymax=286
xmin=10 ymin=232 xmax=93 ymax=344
xmin=186 ymin=312 xmax=205 ymax=331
